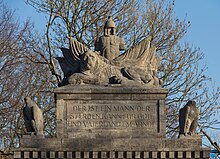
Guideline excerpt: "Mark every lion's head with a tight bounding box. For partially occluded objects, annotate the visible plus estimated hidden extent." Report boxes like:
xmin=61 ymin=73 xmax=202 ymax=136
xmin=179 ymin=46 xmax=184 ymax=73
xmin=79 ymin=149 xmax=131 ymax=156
xmin=80 ymin=50 xmax=98 ymax=72
xmin=80 ymin=50 xmax=110 ymax=74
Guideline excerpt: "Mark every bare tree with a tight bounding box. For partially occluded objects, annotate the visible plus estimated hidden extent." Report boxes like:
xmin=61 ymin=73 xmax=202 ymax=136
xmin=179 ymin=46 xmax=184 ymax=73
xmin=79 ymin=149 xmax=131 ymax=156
xmin=201 ymin=129 xmax=220 ymax=158
xmin=0 ymin=0 xmax=219 ymax=150
xmin=140 ymin=1 xmax=220 ymax=137
xmin=0 ymin=1 xmax=56 ymax=149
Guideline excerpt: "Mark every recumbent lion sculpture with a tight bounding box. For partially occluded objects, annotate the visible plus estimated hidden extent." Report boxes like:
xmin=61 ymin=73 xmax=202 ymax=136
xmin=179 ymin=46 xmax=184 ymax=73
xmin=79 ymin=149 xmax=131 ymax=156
xmin=57 ymin=37 xmax=162 ymax=87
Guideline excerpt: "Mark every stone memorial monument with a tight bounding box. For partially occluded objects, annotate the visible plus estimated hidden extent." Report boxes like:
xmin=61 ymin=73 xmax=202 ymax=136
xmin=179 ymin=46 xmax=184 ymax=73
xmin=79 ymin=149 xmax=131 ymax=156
xmin=13 ymin=17 xmax=210 ymax=159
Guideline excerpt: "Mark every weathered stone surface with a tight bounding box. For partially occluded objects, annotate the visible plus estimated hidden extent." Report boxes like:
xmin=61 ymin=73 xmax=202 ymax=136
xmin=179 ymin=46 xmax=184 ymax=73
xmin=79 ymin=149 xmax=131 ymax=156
xmin=54 ymin=85 xmax=167 ymax=140
xmin=13 ymin=149 xmax=210 ymax=159
xmin=20 ymin=135 xmax=62 ymax=150
xmin=57 ymin=17 xmax=162 ymax=87
xmin=95 ymin=16 xmax=124 ymax=61
xmin=23 ymin=97 xmax=44 ymax=136
xmin=54 ymin=85 xmax=168 ymax=99
xmin=14 ymin=83 xmax=210 ymax=159
xmin=179 ymin=100 xmax=199 ymax=137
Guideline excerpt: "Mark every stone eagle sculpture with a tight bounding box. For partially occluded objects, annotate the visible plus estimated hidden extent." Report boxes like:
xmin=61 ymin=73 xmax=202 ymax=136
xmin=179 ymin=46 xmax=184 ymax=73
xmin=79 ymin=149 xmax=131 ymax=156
xmin=23 ymin=97 xmax=44 ymax=136
xmin=179 ymin=100 xmax=200 ymax=137
xmin=56 ymin=17 xmax=162 ymax=87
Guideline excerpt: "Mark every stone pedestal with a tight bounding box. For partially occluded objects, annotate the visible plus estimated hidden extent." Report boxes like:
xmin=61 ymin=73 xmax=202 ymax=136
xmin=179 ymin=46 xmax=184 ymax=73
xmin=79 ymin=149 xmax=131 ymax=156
xmin=55 ymin=85 xmax=167 ymax=141
xmin=13 ymin=85 xmax=210 ymax=158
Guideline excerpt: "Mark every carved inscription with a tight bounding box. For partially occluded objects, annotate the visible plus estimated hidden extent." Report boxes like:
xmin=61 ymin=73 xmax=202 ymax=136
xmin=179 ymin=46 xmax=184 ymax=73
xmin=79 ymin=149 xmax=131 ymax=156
xmin=66 ymin=101 xmax=157 ymax=130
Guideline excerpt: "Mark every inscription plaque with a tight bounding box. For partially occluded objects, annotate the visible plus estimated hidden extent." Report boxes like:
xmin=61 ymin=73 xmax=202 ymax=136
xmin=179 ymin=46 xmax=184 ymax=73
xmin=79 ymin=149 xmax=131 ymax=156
xmin=66 ymin=100 xmax=158 ymax=131
xmin=55 ymin=85 xmax=167 ymax=138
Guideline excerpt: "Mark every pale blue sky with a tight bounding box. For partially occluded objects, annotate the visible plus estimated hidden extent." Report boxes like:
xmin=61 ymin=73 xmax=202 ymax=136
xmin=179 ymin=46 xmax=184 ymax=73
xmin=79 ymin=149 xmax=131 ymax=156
xmin=175 ymin=0 xmax=220 ymax=87
xmin=3 ymin=0 xmax=220 ymax=87
xmin=174 ymin=1 xmax=220 ymax=149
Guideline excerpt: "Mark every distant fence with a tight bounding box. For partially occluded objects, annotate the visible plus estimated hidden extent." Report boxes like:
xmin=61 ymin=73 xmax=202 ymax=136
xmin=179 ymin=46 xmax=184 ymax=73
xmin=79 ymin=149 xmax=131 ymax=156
xmin=210 ymin=150 xmax=220 ymax=159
